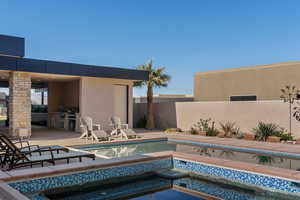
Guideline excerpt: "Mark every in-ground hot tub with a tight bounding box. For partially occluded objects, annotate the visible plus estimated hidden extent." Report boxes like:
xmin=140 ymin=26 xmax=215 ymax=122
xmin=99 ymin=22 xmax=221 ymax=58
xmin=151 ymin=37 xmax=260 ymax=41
xmin=5 ymin=152 xmax=300 ymax=200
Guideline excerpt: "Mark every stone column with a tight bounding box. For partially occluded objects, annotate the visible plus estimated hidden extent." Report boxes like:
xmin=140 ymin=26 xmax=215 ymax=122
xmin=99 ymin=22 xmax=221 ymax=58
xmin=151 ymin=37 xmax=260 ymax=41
xmin=9 ymin=72 xmax=31 ymax=137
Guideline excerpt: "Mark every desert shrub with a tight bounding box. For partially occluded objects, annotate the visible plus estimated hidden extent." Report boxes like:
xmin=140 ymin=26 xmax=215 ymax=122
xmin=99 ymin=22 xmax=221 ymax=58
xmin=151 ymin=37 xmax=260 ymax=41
xmin=275 ymin=128 xmax=294 ymax=141
xmin=206 ymin=127 xmax=218 ymax=136
xmin=219 ymin=121 xmax=240 ymax=137
xmin=190 ymin=118 xmax=219 ymax=136
xmin=253 ymin=122 xmax=281 ymax=141
xmin=189 ymin=127 xmax=198 ymax=135
xmin=136 ymin=115 xmax=147 ymax=128
xmin=206 ymin=121 xmax=219 ymax=136
xmin=193 ymin=118 xmax=211 ymax=132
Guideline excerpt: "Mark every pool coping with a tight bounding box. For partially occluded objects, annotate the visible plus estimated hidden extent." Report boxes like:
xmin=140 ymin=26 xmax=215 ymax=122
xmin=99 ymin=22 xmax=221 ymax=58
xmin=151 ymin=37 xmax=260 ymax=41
xmin=2 ymin=150 xmax=300 ymax=184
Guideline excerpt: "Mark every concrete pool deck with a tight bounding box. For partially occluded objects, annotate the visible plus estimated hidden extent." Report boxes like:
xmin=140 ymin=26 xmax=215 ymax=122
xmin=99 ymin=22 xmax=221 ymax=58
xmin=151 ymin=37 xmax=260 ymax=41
xmin=27 ymin=128 xmax=300 ymax=154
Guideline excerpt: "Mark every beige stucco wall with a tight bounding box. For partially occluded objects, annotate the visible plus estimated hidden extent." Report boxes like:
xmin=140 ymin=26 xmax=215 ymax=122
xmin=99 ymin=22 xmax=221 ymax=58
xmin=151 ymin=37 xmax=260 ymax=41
xmin=134 ymin=100 xmax=300 ymax=138
xmin=133 ymin=102 xmax=177 ymax=129
xmin=48 ymin=80 xmax=79 ymax=112
xmin=175 ymin=101 xmax=300 ymax=138
xmin=80 ymin=77 xmax=133 ymax=130
xmin=194 ymin=61 xmax=300 ymax=101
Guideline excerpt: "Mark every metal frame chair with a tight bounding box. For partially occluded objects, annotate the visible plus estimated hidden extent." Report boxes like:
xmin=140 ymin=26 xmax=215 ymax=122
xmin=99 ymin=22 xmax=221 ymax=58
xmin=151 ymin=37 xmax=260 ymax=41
xmin=0 ymin=135 xmax=94 ymax=170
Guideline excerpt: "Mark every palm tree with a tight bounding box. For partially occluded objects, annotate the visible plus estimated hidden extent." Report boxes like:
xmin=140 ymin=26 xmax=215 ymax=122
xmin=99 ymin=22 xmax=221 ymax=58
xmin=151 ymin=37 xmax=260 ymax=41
xmin=280 ymin=85 xmax=299 ymax=135
xmin=134 ymin=60 xmax=170 ymax=129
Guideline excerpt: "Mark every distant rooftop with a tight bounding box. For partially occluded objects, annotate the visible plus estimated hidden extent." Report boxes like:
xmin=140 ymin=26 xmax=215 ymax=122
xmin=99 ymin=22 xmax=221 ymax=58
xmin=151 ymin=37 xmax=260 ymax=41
xmin=196 ymin=60 xmax=300 ymax=75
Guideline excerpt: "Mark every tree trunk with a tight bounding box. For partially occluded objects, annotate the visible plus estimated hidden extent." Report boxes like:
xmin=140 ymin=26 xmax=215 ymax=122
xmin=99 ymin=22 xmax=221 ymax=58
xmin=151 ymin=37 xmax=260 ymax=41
xmin=146 ymin=85 xmax=155 ymax=129
xmin=289 ymin=102 xmax=292 ymax=136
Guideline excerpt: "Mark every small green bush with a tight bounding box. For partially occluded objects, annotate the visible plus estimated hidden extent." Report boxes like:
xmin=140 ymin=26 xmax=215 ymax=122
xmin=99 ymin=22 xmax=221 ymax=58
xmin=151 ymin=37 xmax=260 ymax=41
xmin=253 ymin=122 xmax=280 ymax=141
xmin=206 ymin=121 xmax=219 ymax=136
xmin=275 ymin=128 xmax=294 ymax=141
xmin=253 ymin=122 xmax=294 ymax=141
xmin=206 ymin=126 xmax=219 ymax=136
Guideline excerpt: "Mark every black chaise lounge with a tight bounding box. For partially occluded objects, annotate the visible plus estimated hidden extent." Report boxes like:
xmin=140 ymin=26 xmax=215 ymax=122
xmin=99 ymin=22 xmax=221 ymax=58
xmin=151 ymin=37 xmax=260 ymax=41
xmin=0 ymin=134 xmax=69 ymax=166
xmin=0 ymin=135 xmax=95 ymax=170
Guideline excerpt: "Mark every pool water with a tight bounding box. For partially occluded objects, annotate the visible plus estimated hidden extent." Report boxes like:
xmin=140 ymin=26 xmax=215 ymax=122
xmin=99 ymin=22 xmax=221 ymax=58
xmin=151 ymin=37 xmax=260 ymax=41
xmin=43 ymin=174 xmax=268 ymax=200
xmin=80 ymin=141 xmax=300 ymax=171
xmin=130 ymin=190 xmax=203 ymax=200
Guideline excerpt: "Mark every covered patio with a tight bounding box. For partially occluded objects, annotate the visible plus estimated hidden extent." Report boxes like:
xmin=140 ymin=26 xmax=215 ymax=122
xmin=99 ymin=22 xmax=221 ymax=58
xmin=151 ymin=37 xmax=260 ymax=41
xmin=0 ymin=34 xmax=148 ymax=138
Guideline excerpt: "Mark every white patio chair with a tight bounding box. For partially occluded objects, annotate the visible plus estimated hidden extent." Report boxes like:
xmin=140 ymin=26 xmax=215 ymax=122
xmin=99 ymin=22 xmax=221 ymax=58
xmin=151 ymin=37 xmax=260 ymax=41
xmin=109 ymin=116 xmax=138 ymax=139
xmin=80 ymin=116 xmax=110 ymax=142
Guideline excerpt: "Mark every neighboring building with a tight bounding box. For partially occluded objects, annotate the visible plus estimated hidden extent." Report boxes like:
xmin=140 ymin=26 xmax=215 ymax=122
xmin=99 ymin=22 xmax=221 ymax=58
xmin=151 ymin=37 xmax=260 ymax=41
xmin=0 ymin=34 xmax=148 ymax=137
xmin=194 ymin=61 xmax=300 ymax=101
xmin=134 ymin=94 xmax=193 ymax=103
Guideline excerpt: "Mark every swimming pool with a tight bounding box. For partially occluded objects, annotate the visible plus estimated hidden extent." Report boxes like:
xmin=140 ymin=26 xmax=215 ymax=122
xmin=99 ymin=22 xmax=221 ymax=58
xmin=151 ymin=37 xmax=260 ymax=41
xmin=77 ymin=139 xmax=300 ymax=171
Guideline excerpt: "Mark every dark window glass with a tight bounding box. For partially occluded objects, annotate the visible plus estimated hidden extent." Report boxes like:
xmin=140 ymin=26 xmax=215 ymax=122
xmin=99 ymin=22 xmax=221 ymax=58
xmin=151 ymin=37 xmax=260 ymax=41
xmin=297 ymin=94 xmax=300 ymax=100
xmin=230 ymin=95 xmax=257 ymax=101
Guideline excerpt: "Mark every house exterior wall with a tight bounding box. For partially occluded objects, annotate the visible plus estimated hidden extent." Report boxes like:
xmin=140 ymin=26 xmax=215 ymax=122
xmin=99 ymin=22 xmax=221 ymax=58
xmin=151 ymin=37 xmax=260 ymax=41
xmin=80 ymin=77 xmax=133 ymax=130
xmin=194 ymin=61 xmax=300 ymax=101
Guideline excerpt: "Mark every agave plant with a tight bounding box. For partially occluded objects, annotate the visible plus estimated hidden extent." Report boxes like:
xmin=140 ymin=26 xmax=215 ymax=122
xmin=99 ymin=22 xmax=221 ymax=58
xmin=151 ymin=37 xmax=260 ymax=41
xmin=252 ymin=122 xmax=280 ymax=141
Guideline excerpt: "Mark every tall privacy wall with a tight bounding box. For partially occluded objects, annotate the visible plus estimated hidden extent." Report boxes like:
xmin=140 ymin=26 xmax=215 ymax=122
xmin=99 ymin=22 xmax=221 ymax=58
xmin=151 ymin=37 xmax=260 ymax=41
xmin=133 ymin=101 xmax=300 ymax=138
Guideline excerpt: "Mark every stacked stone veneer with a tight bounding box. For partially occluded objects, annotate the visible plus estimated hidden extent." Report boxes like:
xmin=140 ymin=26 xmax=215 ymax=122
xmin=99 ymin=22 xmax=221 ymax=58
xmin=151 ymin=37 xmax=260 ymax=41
xmin=9 ymin=72 xmax=31 ymax=137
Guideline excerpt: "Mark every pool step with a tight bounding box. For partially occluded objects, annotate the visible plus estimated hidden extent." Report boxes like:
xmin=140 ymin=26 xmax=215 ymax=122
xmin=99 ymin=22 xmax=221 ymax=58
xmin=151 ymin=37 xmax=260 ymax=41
xmin=154 ymin=169 xmax=189 ymax=179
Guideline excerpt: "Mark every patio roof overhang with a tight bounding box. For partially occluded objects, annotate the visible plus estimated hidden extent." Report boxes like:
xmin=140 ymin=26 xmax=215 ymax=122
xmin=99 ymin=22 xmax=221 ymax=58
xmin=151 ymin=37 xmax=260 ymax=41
xmin=0 ymin=55 xmax=148 ymax=81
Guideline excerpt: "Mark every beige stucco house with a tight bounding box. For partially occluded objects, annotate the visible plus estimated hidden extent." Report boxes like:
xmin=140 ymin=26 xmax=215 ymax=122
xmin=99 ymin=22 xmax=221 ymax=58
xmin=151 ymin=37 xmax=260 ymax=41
xmin=194 ymin=61 xmax=300 ymax=101
xmin=0 ymin=34 xmax=148 ymax=137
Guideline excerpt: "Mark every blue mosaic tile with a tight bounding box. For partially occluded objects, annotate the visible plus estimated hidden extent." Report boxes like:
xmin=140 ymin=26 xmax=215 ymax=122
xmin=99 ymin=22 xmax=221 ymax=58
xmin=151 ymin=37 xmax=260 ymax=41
xmin=9 ymin=158 xmax=172 ymax=194
xmin=174 ymin=159 xmax=300 ymax=194
xmin=173 ymin=178 xmax=255 ymax=200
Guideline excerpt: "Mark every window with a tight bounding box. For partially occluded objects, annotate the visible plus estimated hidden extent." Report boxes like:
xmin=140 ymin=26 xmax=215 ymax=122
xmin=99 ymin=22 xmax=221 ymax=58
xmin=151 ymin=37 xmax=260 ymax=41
xmin=230 ymin=95 xmax=257 ymax=101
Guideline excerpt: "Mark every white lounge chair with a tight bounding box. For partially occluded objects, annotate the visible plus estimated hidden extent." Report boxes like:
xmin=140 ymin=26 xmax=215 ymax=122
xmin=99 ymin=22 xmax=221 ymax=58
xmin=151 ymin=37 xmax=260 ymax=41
xmin=110 ymin=116 xmax=138 ymax=139
xmin=80 ymin=116 xmax=110 ymax=142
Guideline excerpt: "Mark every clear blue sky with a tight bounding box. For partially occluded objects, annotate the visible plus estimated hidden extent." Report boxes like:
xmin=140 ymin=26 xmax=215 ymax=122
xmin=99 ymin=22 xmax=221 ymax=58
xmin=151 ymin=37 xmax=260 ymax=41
xmin=1 ymin=0 xmax=300 ymax=96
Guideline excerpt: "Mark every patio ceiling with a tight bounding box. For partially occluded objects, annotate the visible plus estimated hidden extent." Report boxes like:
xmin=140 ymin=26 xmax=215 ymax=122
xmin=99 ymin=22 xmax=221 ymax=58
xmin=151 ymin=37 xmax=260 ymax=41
xmin=0 ymin=71 xmax=79 ymax=88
